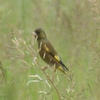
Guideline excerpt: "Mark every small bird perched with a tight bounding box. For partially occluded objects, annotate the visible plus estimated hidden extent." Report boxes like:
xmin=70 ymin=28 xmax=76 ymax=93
xmin=32 ymin=28 xmax=69 ymax=75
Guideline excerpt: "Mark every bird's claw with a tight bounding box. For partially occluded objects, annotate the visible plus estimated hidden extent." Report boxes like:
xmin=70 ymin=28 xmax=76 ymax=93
xmin=41 ymin=66 xmax=49 ymax=71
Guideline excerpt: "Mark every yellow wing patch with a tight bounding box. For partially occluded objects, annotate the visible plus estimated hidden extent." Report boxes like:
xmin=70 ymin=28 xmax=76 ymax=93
xmin=54 ymin=55 xmax=60 ymax=61
xmin=44 ymin=44 xmax=49 ymax=52
xmin=44 ymin=44 xmax=60 ymax=62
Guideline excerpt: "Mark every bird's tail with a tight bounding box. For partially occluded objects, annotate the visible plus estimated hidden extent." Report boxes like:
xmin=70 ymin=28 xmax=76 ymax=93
xmin=57 ymin=65 xmax=69 ymax=76
xmin=58 ymin=65 xmax=73 ymax=81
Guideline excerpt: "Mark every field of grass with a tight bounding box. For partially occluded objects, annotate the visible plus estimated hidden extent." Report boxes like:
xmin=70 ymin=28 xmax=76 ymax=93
xmin=0 ymin=0 xmax=100 ymax=100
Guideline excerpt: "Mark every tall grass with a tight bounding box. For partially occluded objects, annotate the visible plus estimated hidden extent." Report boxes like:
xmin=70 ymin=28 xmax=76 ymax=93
xmin=0 ymin=0 xmax=100 ymax=100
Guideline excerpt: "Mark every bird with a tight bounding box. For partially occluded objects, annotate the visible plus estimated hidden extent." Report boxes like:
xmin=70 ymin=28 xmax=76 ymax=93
xmin=32 ymin=28 xmax=69 ymax=75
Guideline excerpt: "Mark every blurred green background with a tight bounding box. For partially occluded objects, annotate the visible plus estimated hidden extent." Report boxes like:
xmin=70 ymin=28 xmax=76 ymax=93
xmin=0 ymin=0 xmax=100 ymax=100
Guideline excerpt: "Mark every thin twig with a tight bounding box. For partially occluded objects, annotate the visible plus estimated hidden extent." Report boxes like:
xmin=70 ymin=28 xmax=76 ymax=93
xmin=35 ymin=60 xmax=62 ymax=100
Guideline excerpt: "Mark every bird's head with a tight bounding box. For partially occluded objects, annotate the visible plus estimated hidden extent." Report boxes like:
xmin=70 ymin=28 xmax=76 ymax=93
xmin=32 ymin=28 xmax=46 ymax=40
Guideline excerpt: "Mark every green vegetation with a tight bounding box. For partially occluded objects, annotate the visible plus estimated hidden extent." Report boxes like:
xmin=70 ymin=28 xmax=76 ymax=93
xmin=0 ymin=0 xmax=100 ymax=100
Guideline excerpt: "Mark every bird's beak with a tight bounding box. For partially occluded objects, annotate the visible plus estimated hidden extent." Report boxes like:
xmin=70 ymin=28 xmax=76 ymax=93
xmin=32 ymin=31 xmax=37 ymax=38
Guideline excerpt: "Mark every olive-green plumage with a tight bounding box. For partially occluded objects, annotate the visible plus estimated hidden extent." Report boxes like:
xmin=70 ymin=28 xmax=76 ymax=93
xmin=33 ymin=28 xmax=69 ymax=75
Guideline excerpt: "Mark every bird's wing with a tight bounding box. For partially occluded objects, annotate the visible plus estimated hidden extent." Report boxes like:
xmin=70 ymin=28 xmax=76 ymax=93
xmin=43 ymin=42 xmax=69 ymax=71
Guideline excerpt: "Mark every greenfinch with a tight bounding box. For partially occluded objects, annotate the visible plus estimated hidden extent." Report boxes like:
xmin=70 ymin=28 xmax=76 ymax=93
xmin=32 ymin=28 xmax=69 ymax=75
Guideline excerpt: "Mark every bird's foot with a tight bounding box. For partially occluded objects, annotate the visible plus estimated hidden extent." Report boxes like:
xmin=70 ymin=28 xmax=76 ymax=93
xmin=41 ymin=66 xmax=49 ymax=71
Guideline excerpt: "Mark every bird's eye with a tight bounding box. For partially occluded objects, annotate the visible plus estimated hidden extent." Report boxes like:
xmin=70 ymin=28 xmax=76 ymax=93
xmin=32 ymin=32 xmax=37 ymax=38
